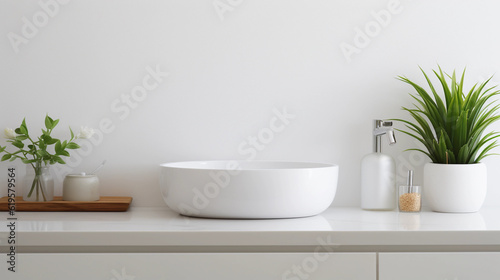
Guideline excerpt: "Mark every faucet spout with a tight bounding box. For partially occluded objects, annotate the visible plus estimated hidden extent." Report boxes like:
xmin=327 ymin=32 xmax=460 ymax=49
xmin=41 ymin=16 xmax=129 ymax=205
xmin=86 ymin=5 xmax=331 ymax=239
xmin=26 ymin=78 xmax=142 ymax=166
xmin=386 ymin=130 xmax=396 ymax=145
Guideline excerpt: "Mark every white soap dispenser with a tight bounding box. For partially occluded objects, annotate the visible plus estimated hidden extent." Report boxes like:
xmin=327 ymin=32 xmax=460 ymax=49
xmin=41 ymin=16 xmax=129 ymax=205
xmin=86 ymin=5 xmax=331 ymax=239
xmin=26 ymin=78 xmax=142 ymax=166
xmin=361 ymin=120 xmax=397 ymax=210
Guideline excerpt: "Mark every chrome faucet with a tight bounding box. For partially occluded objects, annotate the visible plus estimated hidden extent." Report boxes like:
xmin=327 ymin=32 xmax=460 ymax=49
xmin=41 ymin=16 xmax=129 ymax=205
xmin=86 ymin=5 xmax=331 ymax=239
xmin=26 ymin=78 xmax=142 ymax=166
xmin=373 ymin=120 xmax=396 ymax=152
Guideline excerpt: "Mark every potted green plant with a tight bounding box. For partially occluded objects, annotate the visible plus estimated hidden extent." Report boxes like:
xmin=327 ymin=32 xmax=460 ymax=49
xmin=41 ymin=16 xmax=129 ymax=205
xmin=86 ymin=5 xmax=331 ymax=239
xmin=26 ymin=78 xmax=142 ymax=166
xmin=0 ymin=115 xmax=94 ymax=202
xmin=396 ymin=66 xmax=500 ymax=212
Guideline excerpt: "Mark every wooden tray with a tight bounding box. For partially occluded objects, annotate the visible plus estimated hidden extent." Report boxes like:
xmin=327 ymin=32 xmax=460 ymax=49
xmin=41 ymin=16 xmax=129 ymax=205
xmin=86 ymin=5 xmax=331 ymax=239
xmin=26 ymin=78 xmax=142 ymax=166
xmin=0 ymin=196 xmax=132 ymax=212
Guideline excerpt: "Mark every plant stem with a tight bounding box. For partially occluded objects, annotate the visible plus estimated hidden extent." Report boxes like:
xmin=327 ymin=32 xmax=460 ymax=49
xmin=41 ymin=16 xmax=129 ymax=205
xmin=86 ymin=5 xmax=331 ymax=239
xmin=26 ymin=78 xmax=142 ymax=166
xmin=39 ymin=177 xmax=47 ymax=201
xmin=26 ymin=163 xmax=48 ymax=201
xmin=36 ymin=177 xmax=39 ymax=201
xmin=27 ymin=174 xmax=36 ymax=198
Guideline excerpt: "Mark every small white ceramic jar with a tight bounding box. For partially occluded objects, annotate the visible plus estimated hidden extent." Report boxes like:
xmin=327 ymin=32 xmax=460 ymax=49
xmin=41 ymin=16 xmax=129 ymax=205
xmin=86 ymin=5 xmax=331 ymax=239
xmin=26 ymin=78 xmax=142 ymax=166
xmin=62 ymin=174 xmax=100 ymax=201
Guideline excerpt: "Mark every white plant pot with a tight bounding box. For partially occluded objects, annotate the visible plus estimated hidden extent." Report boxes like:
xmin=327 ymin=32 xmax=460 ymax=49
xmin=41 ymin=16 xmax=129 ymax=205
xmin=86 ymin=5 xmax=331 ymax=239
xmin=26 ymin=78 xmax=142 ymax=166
xmin=424 ymin=162 xmax=487 ymax=213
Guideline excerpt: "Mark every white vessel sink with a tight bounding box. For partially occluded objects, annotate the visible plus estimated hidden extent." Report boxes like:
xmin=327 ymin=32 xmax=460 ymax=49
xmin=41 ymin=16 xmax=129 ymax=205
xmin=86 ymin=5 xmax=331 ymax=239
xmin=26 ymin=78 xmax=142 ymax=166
xmin=159 ymin=161 xmax=339 ymax=219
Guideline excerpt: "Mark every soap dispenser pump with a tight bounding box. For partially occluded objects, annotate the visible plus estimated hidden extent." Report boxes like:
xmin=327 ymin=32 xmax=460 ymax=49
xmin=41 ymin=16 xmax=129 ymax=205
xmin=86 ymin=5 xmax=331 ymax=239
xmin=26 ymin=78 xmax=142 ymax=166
xmin=361 ymin=120 xmax=397 ymax=210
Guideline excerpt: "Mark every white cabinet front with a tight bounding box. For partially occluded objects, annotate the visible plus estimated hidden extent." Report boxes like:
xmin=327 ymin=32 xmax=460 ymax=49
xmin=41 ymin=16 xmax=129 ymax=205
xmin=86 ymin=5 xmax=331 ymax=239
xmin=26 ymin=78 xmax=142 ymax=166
xmin=379 ymin=252 xmax=500 ymax=280
xmin=2 ymin=252 xmax=376 ymax=280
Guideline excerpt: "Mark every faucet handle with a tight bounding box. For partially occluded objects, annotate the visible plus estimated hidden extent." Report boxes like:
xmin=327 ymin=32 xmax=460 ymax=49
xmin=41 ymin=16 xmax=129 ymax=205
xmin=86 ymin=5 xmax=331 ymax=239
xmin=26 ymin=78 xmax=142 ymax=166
xmin=375 ymin=120 xmax=393 ymax=128
xmin=382 ymin=121 xmax=393 ymax=127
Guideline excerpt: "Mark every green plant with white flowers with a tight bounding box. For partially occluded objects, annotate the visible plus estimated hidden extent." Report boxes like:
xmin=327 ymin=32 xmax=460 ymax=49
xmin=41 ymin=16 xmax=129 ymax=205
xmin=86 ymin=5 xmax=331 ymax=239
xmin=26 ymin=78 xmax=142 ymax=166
xmin=0 ymin=114 xmax=94 ymax=200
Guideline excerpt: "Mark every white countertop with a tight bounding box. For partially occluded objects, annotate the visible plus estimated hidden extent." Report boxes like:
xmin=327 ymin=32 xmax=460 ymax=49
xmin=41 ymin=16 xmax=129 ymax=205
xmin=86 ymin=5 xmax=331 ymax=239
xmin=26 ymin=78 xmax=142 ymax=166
xmin=1 ymin=207 xmax=500 ymax=252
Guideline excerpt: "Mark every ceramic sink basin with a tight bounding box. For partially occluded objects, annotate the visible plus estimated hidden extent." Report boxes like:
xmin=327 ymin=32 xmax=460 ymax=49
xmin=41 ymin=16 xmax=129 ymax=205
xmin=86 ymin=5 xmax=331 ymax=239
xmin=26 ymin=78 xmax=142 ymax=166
xmin=159 ymin=161 xmax=339 ymax=219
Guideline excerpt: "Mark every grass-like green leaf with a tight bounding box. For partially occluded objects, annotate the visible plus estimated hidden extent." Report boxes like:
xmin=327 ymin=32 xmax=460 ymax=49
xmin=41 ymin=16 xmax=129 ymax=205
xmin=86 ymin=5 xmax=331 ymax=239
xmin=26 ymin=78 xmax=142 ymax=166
xmin=397 ymin=66 xmax=500 ymax=164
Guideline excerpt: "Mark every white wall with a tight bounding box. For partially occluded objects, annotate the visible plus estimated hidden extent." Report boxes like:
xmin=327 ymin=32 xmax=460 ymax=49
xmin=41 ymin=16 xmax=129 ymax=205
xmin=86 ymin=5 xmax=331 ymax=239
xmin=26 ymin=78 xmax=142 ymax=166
xmin=1 ymin=0 xmax=500 ymax=208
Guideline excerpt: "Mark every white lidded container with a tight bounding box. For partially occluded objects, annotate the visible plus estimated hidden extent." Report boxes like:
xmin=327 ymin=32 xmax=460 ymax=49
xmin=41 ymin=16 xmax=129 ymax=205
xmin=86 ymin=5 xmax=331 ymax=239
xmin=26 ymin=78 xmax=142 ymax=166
xmin=62 ymin=173 xmax=100 ymax=201
xmin=361 ymin=120 xmax=396 ymax=210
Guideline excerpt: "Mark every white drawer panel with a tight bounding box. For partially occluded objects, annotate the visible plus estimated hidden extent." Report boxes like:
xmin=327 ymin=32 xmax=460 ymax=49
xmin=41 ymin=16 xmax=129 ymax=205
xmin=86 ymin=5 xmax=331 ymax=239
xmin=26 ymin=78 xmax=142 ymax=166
xmin=2 ymin=252 xmax=375 ymax=280
xmin=380 ymin=252 xmax=500 ymax=280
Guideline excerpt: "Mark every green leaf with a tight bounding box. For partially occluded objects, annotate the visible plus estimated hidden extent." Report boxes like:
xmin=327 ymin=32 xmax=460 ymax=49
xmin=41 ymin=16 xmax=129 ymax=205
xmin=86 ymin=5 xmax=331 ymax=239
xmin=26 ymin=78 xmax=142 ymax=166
xmin=15 ymin=135 xmax=28 ymax=141
xmin=41 ymin=134 xmax=58 ymax=145
xmin=421 ymin=67 xmax=446 ymax=120
xmin=19 ymin=118 xmax=28 ymax=135
xmin=57 ymin=150 xmax=70 ymax=157
xmin=36 ymin=150 xmax=45 ymax=158
xmin=457 ymin=144 xmax=469 ymax=164
xmin=51 ymin=119 xmax=59 ymax=129
xmin=66 ymin=142 xmax=80 ymax=149
xmin=55 ymin=140 xmax=62 ymax=154
xmin=53 ymin=156 xmax=66 ymax=164
xmin=446 ymin=149 xmax=456 ymax=164
xmin=476 ymin=141 xmax=499 ymax=162
xmin=1 ymin=154 xmax=12 ymax=161
xmin=38 ymin=140 xmax=46 ymax=151
xmin=19 ymin=126 xmax=28 ymax=135
xmin=437 ymin=133 xmax=449 ymax=163
xmin=45 ymin=115 xmax=53 ymax=130
xmin=21 ymin=158 xmax=36 ymax=164
xmin=11 ymin=141 xmax=24 ymax=149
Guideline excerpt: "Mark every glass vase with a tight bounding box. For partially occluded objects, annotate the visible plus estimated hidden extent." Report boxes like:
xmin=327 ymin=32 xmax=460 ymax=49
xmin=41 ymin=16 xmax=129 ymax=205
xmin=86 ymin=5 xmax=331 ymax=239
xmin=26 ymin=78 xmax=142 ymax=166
xmin=24 ymin=165 xmax=54 ymax=202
